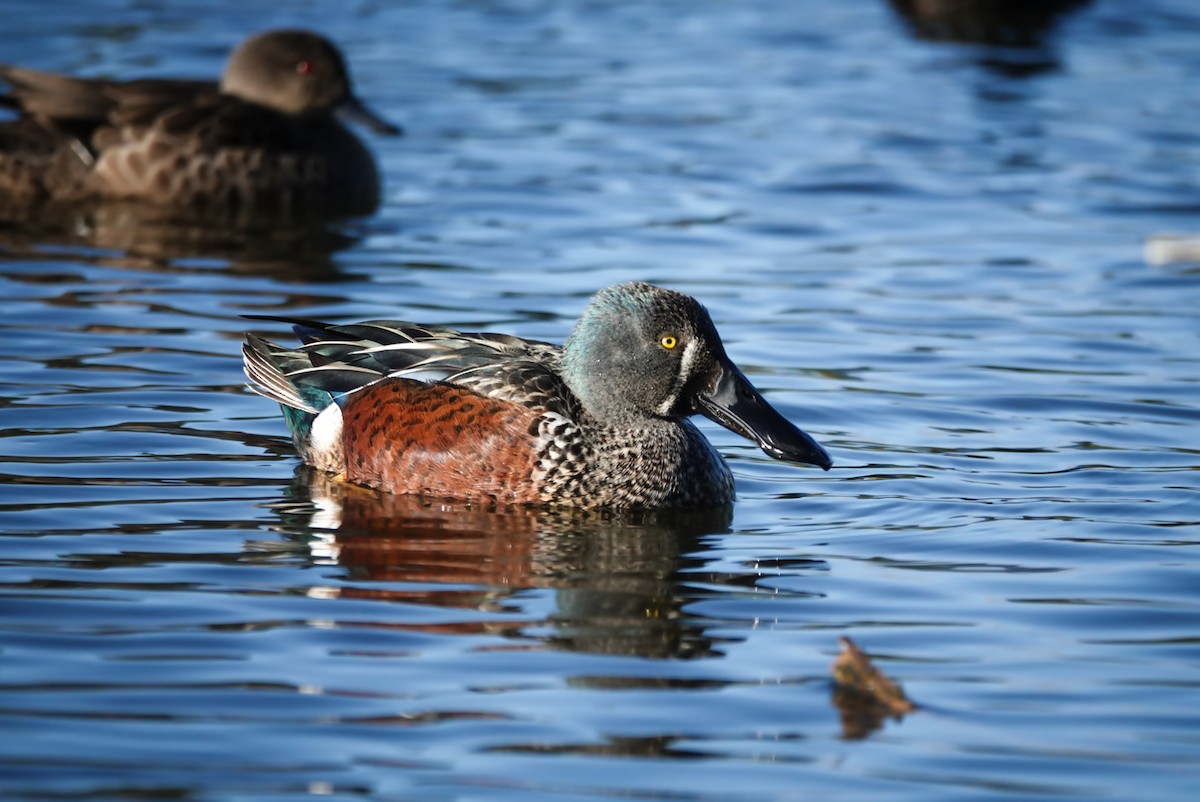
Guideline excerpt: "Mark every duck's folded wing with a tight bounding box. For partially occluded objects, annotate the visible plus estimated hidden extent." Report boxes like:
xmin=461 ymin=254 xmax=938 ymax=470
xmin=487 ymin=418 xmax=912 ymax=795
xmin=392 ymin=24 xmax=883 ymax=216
xmin=98 ymin=81 xmax=308 ymax=156
xmin=0 ymin=65 xmax=115 ymax=125
xmin=244 ymin=317 xmax=579 ymax=417
xmin=102 ymin=78 xmax=216 ymax=129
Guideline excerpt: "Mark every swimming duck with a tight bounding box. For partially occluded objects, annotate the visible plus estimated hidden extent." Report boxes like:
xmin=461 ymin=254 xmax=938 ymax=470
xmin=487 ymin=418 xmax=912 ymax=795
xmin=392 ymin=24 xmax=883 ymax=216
xmin=243 ymin=282 xmax=833 ymax=510
xmin=0 ymin=29 xmax=400 ymax=217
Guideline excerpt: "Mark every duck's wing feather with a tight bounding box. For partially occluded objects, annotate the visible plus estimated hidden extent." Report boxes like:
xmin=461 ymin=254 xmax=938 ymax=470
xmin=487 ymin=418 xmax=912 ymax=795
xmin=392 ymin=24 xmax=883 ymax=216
xmin=96 ymin=80 xmax=317 ymax=157
xmin=243 ymin=316 xmax=580 ymax=418
xmin=0 ymin=65 xmax=116 ymax=126
xmin=0 ymin=68 xmax=269 ymax=157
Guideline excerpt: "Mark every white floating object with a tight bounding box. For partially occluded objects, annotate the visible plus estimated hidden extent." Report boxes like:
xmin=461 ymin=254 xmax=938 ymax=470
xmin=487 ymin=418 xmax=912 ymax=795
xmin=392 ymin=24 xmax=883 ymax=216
xmin=1145 ymin=235 xmax=1200 ymax=266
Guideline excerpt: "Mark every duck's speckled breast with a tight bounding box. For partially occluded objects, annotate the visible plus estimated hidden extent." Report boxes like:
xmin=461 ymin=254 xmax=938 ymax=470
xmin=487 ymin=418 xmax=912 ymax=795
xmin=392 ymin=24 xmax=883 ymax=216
xmin=535 ymin=417 xmax=735 ymax=510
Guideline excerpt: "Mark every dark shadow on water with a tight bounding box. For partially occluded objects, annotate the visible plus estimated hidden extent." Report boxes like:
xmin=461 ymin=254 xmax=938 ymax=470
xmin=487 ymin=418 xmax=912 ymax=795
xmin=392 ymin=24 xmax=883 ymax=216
xmin=260 ymin=468 xmax=735 ymax=662
xmin=887 ymin=0 xmax=1093 ymax=77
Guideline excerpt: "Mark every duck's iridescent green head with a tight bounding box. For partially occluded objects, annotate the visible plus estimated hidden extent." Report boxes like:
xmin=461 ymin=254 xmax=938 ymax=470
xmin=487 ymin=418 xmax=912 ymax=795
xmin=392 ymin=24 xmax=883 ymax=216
xmin=562 ymin=282 xmax=832 ymax=470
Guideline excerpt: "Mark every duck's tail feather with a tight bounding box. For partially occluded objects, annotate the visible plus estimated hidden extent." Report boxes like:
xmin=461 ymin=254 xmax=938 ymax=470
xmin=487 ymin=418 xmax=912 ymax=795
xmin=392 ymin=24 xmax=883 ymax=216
xmin=242 ymin=335 xmax=356 ymax=473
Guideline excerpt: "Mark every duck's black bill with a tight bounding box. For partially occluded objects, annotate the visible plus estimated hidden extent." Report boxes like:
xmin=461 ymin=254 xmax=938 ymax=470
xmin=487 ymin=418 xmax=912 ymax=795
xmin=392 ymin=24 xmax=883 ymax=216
xmin=339 ymin=94 xmax=403 ymax=136
xmin=697 ymin=361 xmax=832 ymax=470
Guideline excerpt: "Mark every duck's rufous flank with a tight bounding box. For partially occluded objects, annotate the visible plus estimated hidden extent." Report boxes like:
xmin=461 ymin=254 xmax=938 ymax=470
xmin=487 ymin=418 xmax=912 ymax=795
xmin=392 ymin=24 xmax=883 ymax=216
xmin=242 ymin=282 xmax=833 ymax=511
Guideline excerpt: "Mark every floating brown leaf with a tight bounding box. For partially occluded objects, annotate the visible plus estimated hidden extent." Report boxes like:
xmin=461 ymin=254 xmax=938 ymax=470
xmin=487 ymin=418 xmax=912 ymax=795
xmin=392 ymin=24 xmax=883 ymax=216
xmin=831 ymin=636 xmax=917 ymax=739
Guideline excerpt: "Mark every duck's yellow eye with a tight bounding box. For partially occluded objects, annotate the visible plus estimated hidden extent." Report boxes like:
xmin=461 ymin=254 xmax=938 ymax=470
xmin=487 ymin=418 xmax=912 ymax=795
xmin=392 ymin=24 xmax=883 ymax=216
xmin=660 ymin=335 xmax=677 ymax=350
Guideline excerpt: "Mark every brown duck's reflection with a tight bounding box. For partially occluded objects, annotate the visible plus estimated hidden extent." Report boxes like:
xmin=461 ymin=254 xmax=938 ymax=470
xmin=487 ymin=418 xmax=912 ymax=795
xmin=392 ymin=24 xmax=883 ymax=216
xmin=0 ymin=200 xmax=357 ymax=282
xmin=267 ymin=468 xmax=733 ymax=659
xmin=888 ymin=0 xmax=1092 ymax=76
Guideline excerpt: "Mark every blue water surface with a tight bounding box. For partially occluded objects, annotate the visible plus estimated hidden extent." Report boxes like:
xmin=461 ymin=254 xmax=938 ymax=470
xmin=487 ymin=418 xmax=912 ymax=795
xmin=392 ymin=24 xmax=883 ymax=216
xmin=1 ymin=1 xmax=1198 ymax=800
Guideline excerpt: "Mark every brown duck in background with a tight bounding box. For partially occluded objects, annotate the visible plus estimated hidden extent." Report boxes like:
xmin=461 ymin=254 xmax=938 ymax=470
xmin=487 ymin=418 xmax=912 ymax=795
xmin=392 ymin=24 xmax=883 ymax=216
xmin=0 ymin=29 xmax=401 ymax=220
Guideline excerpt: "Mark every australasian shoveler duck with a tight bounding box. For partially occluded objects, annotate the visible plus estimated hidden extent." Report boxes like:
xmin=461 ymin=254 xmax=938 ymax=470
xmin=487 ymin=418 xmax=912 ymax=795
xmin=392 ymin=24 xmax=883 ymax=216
xmin=243 ymin=282 xmax=833 ymax=510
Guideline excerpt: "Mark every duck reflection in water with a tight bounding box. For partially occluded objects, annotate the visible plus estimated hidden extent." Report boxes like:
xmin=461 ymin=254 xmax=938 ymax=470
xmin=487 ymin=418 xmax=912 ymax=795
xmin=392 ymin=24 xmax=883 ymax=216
xmin=0 ymin=201 xmax=360 ymax=282
xmin=261 ymin=467 xmax=733 ymax=661
xmin=259 ymin=469 xmax=900 ymax=742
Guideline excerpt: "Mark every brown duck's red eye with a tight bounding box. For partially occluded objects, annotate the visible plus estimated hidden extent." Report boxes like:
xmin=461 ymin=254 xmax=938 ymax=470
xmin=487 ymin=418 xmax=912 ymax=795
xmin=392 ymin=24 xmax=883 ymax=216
xmin=296 ymin=60 xmax=313 ymax=75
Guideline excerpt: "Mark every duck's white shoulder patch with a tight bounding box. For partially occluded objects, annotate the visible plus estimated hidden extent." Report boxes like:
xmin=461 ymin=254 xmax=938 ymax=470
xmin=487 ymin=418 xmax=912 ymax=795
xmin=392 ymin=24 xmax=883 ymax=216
xmin=300 ymin=405 xmax=344 ymax=473
xmin=311 ymin=405 xmax=343 ymax=453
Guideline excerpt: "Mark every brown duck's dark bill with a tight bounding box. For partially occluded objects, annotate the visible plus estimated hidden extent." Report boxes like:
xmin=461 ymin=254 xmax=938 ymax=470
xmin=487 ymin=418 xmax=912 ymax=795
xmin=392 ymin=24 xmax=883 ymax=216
xmin=697 ymin=361 xmax=833 ymax=470
xmin=339 ymin=94 xmax=403 ymax=136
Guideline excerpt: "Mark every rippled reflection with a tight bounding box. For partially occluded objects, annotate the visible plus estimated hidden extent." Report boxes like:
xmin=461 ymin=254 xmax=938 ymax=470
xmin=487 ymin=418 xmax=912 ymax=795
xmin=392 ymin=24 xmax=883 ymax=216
xmin=0 ymin=202 xmax=360 ymax=282
xmin=259 ymin=468 xmax=731 ymax=661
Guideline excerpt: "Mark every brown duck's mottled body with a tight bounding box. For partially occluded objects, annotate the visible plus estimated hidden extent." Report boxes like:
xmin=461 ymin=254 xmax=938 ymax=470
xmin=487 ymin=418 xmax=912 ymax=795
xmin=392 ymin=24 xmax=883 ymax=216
xmin=243 ymin=283 xmax=832 ymax=510
xmin=0 ymin=29 xmax=399 ymax=217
